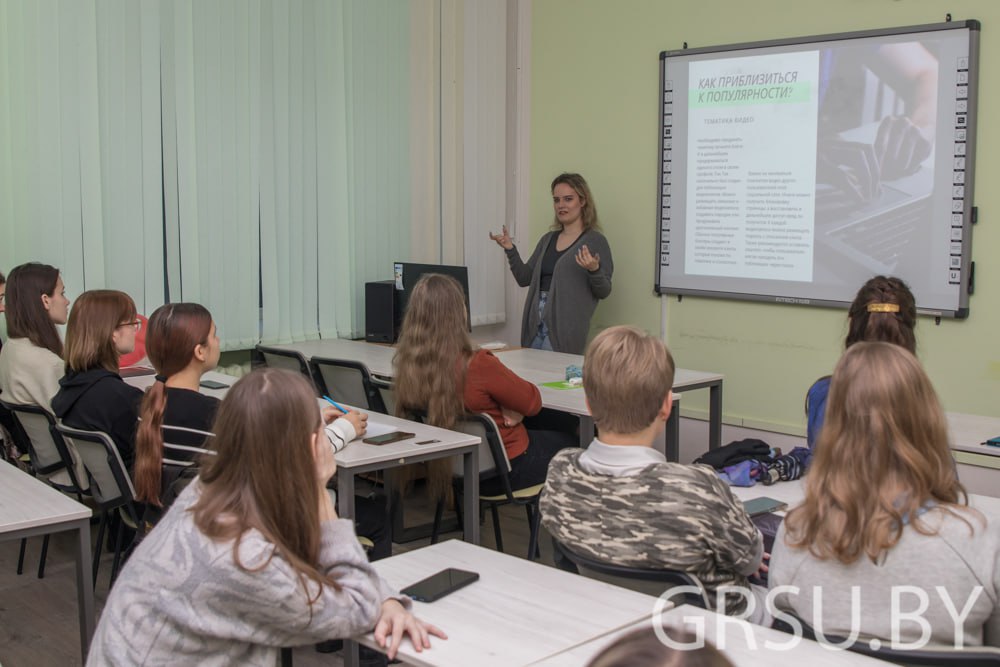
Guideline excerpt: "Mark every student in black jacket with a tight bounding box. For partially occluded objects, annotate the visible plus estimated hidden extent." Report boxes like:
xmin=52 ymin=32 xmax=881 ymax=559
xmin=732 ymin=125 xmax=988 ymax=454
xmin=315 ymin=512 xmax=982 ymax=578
xmin=52 ymin=290 xmax=143 ymax=469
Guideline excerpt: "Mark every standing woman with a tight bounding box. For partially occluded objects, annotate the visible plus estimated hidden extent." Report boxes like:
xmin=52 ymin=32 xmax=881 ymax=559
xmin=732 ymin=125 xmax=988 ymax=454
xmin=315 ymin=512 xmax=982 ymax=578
xmin=133 ymin=303 xmax=222 ymax=518
xmin=490 ymin=173 xmax=614 ymax=354
xmin=772 ymin=342 xmax=1000 ymax=647
xmin=52 ymin=290 xmax=144 ymax=469
xmin=88 ymin=369 xmax=445 ymax=664
xmin=0 ymin=262 xmax=70 ymax=410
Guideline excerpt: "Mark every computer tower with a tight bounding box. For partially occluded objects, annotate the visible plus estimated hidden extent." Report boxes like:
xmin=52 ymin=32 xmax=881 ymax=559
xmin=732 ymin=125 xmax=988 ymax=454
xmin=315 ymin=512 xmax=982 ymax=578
xmin=365 ymin=280 xmax=400 ymax=343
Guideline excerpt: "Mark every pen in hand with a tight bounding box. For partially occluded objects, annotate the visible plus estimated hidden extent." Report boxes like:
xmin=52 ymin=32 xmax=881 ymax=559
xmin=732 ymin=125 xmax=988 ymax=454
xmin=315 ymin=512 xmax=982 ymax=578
xmin=322 ymin=395 xmax=351 ymax=415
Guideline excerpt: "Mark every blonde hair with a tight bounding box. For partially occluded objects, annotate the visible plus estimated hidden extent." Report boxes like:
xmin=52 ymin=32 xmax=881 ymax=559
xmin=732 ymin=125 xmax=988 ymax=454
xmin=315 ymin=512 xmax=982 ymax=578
xmin=551 ymin=173 xmax=601 ymax=231
xmin=785 ymin=342 xmax=979 ymax=564
xmin=392 ymin=274 xmax=473 ymax=499
xmin=584 ymin=325 xmax=674 ymax=434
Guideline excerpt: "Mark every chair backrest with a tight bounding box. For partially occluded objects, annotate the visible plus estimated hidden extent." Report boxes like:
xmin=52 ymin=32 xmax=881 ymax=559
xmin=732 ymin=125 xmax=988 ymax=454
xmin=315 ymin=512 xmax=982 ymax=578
xmin=161 ymin=423 xmax=215 ymax=467
xmin=254 ymin=345 xmax=318 ymax=391
xmin=309 ymin=357 xmax=387 ymax=413
xmin=551 ymin=536 xmax=711 ymax=608
xmin=54 ymin=423 xmax=136 ymax=511
xmin=773 ymin=613 xmax=1000 ymax=665
xmin=372 ymin=376 xmax=395 ymax=415
xmin=0 ymin=398 xmax=76 ymax=479
xmin=451 ymin=412 xmax=512 ymax=480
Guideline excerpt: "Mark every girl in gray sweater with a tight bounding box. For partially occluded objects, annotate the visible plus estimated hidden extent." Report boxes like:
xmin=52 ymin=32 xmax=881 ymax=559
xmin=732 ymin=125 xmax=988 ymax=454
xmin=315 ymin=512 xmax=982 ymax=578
xmin=88 ymin=369 xmax=444 ymax=665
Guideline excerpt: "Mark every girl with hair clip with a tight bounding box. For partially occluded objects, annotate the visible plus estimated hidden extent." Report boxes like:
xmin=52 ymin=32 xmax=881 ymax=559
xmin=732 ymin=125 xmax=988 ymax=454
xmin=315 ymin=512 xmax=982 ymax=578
xmin=52 ymin=290 xmax=144 ymax=469
xmin=490 ymin=172 xmax=614 ymax=354
xmin=771 ymin=342 xmax=1000 ymax=648
xmin=133 ymin=303 xmax=222 ymax=519
xmin=805 ymin=275 xmax=916 ymax=448
xmin=394 ymin=274 xmax=576 ymax=497
xmin=88 ymin=369 xmax=446 ymax=665
xmin=0 ymin=262 xmax=70 ymax=411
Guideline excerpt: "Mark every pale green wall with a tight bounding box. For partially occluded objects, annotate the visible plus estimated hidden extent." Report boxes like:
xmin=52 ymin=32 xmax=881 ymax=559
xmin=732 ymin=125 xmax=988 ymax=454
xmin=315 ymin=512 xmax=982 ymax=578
xmin=530 ymin=0 xmax=1000 ymax=433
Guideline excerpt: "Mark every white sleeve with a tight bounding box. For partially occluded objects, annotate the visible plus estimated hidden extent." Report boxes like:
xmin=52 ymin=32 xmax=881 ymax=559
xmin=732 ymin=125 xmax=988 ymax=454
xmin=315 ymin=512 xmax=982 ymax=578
xmin=324 ymin=417 xmax=357 ymax=453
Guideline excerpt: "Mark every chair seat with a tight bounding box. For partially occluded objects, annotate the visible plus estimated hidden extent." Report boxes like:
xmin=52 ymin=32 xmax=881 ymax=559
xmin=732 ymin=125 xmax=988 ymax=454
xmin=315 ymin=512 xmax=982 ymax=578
xmin=481 ymin=483 xmax=544 ymax=503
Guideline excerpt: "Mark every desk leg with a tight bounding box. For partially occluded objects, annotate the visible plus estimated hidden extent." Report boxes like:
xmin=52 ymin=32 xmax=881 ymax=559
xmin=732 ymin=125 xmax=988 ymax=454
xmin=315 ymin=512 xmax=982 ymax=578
xmin=338 ymin=473 xmax=357 ymax=520
xmin=578 ymin=416 xmax=595 ymax=448
xmin=709 ymin=382 xmax=723 ymax=450
xmin=462 ymin=449 xmax=480 ymax=545
xmin=665 ymin=398 xmax=680 ymax=462
xmin=76 ymin=519 xmax=95 ymax=661
xmin=344 ymin=640 xmax=360 ymax=667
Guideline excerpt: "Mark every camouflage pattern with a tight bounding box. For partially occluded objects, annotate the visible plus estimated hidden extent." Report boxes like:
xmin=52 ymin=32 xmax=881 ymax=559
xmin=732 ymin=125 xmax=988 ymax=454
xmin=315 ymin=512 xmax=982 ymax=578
xmin=541 ymin=449 xmax=762 ymax=615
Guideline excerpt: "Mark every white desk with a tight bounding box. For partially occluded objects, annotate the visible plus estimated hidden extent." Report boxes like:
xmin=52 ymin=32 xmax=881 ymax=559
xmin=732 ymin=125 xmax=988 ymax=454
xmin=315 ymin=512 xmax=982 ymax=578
xmin=531 ymin=605 xmax=890 ymax=666
xmin=495 ymin=348 xmax=725 ymax=454
xmin=350 ymin=539 xmax=661 ymax=667
xmin=123 ymin=371 xmax=482 ymax=544
xmin=0 ymin=462 xmax=95 ymax=661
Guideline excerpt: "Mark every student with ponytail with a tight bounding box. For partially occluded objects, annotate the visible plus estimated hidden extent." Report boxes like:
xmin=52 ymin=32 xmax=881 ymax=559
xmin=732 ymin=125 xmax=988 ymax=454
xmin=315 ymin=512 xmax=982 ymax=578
xmin=805 ymin=275 xmax=917 ymax=449
xmin=133 ymin=303 xmax=222 ymax=515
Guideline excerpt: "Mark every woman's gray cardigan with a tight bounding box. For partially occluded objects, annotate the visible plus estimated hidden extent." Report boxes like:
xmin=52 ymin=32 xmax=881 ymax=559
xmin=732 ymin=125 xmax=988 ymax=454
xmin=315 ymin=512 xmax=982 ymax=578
xmin=505 ymin=229 xmax=613 ymax=354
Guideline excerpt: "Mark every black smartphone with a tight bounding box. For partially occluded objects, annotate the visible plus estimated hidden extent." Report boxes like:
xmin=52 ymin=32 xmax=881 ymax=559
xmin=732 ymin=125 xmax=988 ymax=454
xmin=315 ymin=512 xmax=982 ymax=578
xmin=199 ymin=379 xmax=230 ymax=390
xmin=743 ymin=496 xmax=788 ymax=517
xmin=362 ymin=431 xmax=415 ymax=445
xmin=401 ymin=568 xmax=479 ymax=602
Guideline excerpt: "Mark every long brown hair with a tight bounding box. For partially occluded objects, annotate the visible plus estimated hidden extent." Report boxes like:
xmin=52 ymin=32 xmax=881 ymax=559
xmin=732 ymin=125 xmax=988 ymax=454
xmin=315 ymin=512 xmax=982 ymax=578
xmin=393 ymin=274 xmax=472 ymax=499
xmin=785 ymin=342 xmax=977 ymax=564
xmin=587 ymin=626 xmax=733 ymax=667
xmin=191 ymin=369 xmax=338 ymax=604
xmin=4 ymin=262 xmax=63 ymax=357
xmin=64 ymin=290 xmax=137 ymax=373
xmin=550 ymin=172 xmax=601 ymax=231
xmin=845 ymin=275 xmax=916 ymax=353
xmin=134 ymin=303 xmax=214 ymax=505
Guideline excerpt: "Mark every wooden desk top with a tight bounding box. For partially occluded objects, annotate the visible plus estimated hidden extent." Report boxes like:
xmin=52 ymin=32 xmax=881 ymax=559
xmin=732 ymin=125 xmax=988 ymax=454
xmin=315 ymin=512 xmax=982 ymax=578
xmin=361 ymin=539 xmax=661 ymax=667
xmin=0 ymin=462 xmax=92 ymax=533
xmin=948 ymin=412 xmax=1000 ymax=457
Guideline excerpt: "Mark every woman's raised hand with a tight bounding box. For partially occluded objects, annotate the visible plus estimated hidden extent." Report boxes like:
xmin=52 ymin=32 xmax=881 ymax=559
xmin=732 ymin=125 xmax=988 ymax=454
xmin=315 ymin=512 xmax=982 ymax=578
xmin=575 ymin=244 xmax=600 ymax=272
xmin=489 ymin=225 xmax=514 ymax=250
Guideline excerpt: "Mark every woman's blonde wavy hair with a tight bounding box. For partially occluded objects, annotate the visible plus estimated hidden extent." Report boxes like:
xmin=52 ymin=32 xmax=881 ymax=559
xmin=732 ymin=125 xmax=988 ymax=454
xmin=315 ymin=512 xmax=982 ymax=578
xmin=392 ymin=274 xmax=473 ymax=499
xmin=784 ymin=342 xmax=980 ymax=564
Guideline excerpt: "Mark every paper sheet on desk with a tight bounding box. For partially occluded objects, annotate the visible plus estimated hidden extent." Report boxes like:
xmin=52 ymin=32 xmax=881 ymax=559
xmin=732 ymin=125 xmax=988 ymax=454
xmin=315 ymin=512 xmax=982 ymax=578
xmin=358 ymin=418 xmax=398 ymax=440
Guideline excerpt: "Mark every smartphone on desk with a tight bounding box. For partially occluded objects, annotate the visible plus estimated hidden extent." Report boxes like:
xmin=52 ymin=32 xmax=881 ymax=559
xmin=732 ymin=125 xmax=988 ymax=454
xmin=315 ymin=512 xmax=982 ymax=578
xmin=742 ymin=496 xmax=788 ymax=517
xmin=199 ymin=379 xmax=230 ymax=390
xmin=401 ymin=568 xmax=480 ymax=602
xmin=362 ymin=431 xmax=415 ymax=446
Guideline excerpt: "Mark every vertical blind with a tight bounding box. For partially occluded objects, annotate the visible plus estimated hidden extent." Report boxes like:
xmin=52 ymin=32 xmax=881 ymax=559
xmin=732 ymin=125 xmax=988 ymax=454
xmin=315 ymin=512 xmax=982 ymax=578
xmin=0 ymin=0 xmax=511 ymax=347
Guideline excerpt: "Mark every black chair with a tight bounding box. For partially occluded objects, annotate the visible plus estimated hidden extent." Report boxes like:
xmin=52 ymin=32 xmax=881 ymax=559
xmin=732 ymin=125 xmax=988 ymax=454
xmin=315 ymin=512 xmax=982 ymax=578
xmin=308 ymin=357 xmax=387 ymax=414
xmin=772 ymin=612 xmax=1000 ymax=665
xmin=55 ymin=424 xmax=145 ymax=586
xmin=254 ymin=345 xmax=319 ymax=393
xmin=0 ymin=399 xmax=89 ymax=578
xmin=431 ymin=412 xmax=544 ymax=560
xmin=550 ymin=536 xmax=711 ymax=608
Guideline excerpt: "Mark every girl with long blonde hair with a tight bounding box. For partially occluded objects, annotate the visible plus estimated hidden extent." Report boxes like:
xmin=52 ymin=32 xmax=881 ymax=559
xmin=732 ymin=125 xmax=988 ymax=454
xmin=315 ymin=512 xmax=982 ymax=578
xmin=394 ymin=274 xmax=575 ymax=496
xmin=89 ymin=369 xmax=445 ymax=664
xmin=771 ymin=342 xmax=999 ymax=647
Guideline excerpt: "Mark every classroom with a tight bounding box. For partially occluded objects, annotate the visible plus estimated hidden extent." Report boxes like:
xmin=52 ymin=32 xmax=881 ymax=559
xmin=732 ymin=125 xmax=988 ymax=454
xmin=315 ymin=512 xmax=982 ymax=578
xmin=2 ymin=0 xmax=999 ymax=665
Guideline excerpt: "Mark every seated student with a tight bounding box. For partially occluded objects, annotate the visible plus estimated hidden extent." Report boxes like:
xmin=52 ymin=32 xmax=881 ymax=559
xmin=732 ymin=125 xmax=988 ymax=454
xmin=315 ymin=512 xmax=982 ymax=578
xmin=772 ymin=342 xmax=1000 ymax=647
xmin=0 ymin=262 xmax=70 ymax=410
xmin=87 ymin=369 xmax=445 ymax=665
xmin=805 ymin=275 xmax=915 ymax=448
xmin=52 ymin=290 xmax=144 ymax=469
xmin=133 ymin=303 xmax=223 ymax=519
xmin=393 ymin=273 xmax=576 ymax=496
xmin=0 ymin=268 xmax=16 ymax=458
xmin=541 ymin=326 xmax=767 ymax=622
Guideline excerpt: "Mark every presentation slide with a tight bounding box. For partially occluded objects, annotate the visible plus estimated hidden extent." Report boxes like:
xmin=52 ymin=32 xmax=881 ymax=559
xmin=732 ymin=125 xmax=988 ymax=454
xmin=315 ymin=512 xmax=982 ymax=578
xmin=656 ymin=22 xmax=977 ymax=317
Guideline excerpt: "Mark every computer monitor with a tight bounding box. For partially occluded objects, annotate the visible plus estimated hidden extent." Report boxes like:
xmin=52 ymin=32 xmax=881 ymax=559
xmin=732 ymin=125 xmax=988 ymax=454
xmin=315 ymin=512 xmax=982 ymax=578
xmin=393 ymin=262 xmax=471 ymax=331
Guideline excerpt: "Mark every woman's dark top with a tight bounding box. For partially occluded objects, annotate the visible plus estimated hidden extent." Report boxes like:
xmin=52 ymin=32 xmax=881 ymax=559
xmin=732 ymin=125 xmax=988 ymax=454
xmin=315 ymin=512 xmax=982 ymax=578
xmin=53 ymin=369 xmax=143 ymax=470
xmin=539 ymin=234 xmax=571 ymax=292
